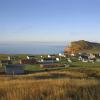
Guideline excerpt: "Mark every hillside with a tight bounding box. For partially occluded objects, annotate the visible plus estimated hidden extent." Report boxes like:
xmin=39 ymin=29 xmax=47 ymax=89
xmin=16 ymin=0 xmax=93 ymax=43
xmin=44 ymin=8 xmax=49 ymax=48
xmin=0 ymin=68 xmax=100 ymax=100
xmin=64 ymin=40 xmax=100 ymax=53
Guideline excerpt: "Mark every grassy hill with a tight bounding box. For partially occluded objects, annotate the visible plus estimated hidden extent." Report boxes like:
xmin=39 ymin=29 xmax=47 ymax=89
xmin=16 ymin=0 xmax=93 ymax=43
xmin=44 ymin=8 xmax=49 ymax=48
xmin=0 ymin=67 xmax=100 ymax=100
xmin=64 ymin=40 xmax=100 ymax=53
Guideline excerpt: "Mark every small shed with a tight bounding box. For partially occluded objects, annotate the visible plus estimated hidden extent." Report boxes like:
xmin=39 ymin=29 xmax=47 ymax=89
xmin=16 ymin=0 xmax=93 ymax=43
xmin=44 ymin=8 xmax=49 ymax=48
xmin=5 ymin=64 xmax=25 ymax=74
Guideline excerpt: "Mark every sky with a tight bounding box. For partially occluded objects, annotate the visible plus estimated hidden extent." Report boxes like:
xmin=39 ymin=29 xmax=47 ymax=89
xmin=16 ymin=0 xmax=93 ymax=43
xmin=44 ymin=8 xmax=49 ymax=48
xmin=0 ymin=0 xmax=100 ymax=42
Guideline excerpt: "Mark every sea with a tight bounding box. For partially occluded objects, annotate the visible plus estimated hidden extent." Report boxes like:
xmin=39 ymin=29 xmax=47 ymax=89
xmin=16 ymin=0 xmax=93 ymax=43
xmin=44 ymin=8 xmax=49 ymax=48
xmin=0 ymin=42 xmax=66 ymax=54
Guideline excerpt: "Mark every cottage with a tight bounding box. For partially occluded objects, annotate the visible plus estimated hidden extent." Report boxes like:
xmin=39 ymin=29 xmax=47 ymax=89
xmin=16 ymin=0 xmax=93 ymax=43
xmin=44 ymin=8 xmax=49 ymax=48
xmin=70 ymin=53 xmax=75 ymax=57
xmin=5 ymin=64 xmax=25 ymax=74
xmin=48 ymin=54 xmax=56 ymax=58
xmin=58 ymin=53 xmax=66 ymax=57
xmin=41 ymin=58 xmax=59 ymax=64
xmin=79 ymin=55 xmax=88 ymax=62
xmin=88 ymin=54 xmax=96 ymax=59
xmin=67 ymin=58 xmax=72 ymax=63
xmin=21 ymin=59 xmax=37 ymax=64
xmin=88 ymin=54 xmax=96 ymax=62
xmin=27 ymin=56 xmax=35 ymax=59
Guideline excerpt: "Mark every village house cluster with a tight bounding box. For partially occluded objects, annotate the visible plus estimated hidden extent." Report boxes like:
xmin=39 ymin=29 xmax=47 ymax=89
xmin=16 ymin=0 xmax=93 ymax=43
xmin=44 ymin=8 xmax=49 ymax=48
xmin=0 ymin=52 xmax=100 ymax=74
xmin=0 ymin=53 xmax=66 ymax=74
xmin=69 ymin=52 xmax=100 ymax=63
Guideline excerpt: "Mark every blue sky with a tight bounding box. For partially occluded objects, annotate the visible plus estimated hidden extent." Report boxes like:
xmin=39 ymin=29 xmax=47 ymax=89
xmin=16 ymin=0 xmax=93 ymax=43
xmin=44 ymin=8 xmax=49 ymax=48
xmin=0 ymin=0 xmax=100 ymax=42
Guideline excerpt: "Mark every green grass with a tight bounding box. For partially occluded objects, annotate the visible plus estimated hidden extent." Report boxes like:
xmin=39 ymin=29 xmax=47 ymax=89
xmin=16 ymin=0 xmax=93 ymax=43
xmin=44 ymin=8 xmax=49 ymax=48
xmin=24 ymin=64 xmax=42 ymax=71
xmin=70 ymin=61 xmax=100 ymax=67
xmin=23 ymin=64 xmax=66 ymax=72
xmin=0 ymin=68 xmax=100 ymax=100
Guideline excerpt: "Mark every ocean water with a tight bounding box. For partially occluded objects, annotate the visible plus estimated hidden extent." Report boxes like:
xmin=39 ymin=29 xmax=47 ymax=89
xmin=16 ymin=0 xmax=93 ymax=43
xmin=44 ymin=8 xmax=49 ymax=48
xmin=0 ymin=42 xmax=66 ymax=54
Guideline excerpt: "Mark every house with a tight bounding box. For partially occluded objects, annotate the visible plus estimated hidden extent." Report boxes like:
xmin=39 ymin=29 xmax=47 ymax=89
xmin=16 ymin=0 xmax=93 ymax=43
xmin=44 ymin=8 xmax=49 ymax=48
xmin=5 ymin=64 xmax=25 ymax=74
xmin=58 ymin=53 xmax=66 ymax=57
xmin=56 ymin=58 xmax=60 ymax=61
xmin=88 ymin=54 xmax=96 ymax=59
xmin=88 ymin=54 xmax=96 ymax=62
xmin=70 ymin=53 xmax=75 ymax=57
xmin=48 ymin=54 xmax=56 ymax=58
xmin=67 ymin=58 xmax=72 ymax=63
xmin=41 ymin=58 xmax=59 ymax=64
xmin=8 ymin=56 xmax=11 ymax=60
xmin=78 ymin=55 xmax=88 ymax=62
xmin=20 ymin=59 xmax=37 ymax=64
xmin=27 ymin=56 xmax=35 ymax=59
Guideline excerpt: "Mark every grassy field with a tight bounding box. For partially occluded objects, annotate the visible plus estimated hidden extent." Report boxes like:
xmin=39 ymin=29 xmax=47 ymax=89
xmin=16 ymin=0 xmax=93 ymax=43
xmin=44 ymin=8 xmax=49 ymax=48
xmin=0 ymin=67 xmax=100 ymax=100
xmin=0 ymin=54 xmax=100 ymax=100
xmin=70 ymin=61 xmax=100 ymax=67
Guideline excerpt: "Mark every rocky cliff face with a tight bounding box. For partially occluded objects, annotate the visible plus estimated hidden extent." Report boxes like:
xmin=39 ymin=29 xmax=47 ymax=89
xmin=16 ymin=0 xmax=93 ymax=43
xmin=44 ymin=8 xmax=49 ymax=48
xmin=64 ymin=40 xmax=100 ymax=53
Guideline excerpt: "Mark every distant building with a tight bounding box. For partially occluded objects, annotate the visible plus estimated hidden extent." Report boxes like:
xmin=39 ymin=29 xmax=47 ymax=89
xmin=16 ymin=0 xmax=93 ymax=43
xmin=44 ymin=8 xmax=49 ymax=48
xmin=88 ymin=54 xmax=96 ymax=62
xmin=67 ymin=58 xmax=72 ymax=63
xmin=48 ymin=54 xmax=56 ymax=58
xmin=21 ymin=59 xmax=37 ymax=64
xmin=70 ymin=53 xmax=75 ymax=57
xmin=8 ymin=56 xmax=11 ymax=60
xmin=27 ymin=56 xmax=35 ymax=60
xmin=56 ymin=58 xmax=60 ymax=61
xmin=58 ymin=53 xmax=66 ymax=57
xmin=79 ymin=55 xmax=88 ymax=62
xmin=88 ymin=54 xmax=96 ymax=59
xmin=41 ymin=58 xmax=59 ymax=64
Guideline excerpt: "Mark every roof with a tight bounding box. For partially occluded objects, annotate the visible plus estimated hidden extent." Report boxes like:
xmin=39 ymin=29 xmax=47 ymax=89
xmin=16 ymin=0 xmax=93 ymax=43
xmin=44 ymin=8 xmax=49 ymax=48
xmin=80 ymin=55 xmax=88 ymax=59
xmin=43 ymin=58 xmax=56 ymax=60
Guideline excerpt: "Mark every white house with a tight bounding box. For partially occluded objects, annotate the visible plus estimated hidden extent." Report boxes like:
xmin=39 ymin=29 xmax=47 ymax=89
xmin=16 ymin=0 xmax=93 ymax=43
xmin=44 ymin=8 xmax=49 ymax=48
xmin=27 ymin=56 xmax=35 ymax=59
xmin=70 ymin=53 xmax=75 ymax=57
xmin=59 ymin=53 xmax=66 ymax=57
xmin=8 ymin=56 xmax=11 ymax=60
xmin=67 ymin=58 xmax=72 ymax=63
xmin=56 ymin=58 xmax=60 ymax=62
xmin=88 ymin=54 xmax=96 ymax=59
xmin=48 ymin=54 xmax=56 ymax=58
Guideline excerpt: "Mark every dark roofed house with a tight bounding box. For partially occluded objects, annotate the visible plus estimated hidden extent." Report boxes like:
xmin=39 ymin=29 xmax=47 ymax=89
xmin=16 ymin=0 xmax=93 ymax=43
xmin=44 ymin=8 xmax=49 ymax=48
xmin=27 ymin=56 xmax=35 ymax=59
xmin=5 ymin=64 xmax=25 ymax=74
xmin=21 ymin=59 xmax=37 ymax=64
xmin=79 ymin=55 xmax=88 ymax=62
xmin=41 ymin=58 xmax=58 ymax=64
